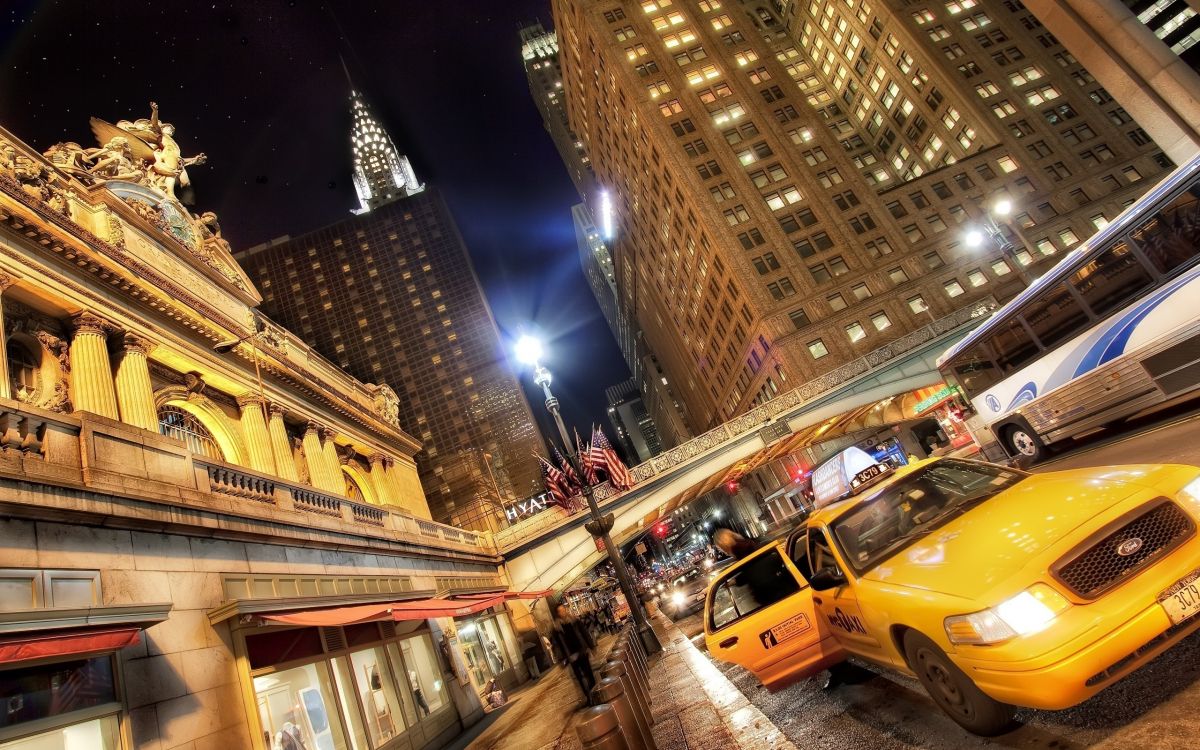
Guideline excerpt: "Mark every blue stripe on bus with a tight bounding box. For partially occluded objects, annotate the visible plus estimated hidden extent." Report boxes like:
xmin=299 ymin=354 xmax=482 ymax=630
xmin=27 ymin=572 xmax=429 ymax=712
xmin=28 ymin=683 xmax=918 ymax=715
xmin=1005 ymin=381 xmax=1038 ymax=411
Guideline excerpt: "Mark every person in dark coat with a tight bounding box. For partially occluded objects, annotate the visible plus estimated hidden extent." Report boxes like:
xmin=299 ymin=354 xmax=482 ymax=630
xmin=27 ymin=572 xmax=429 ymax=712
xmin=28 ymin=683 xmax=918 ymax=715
xmin=551 ymin=603 xmax=597 ymax=705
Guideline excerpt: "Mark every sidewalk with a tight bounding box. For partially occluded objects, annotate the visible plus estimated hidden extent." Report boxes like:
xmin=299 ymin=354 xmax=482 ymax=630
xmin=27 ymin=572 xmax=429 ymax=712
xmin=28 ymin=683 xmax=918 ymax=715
xmin=459 ymin=615 xmax=794 ymax=750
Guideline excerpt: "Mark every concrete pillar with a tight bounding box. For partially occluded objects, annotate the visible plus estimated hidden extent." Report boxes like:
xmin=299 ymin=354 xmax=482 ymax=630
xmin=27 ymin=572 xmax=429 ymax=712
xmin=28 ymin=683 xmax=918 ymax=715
xmin=320 ymin=426 xmax=347 ymax=497
xmin=237 ymin=396 xmax=276 ymax=475
xmin=266 ymin=403 xmax=299 ymax=481
xmin=369 ymin=453 xmax=394 ymax=506
xmin=1025 ymin=0 xmax=1200 ymax=163
xmin=113 ymin=333 xmax=158 ymax=431
xmin=68 ymin=312 xmax=119 ymax=419
xmin=0 ymin=273 xmax=18 ymax=400
xmin=301 ymin=422 xmax=336 ymax=492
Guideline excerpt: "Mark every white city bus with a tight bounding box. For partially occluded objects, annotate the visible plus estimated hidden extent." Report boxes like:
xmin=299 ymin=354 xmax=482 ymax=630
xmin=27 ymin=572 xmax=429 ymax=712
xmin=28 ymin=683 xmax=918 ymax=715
xmin=937 ymin=154 xmax=1200 ymax=460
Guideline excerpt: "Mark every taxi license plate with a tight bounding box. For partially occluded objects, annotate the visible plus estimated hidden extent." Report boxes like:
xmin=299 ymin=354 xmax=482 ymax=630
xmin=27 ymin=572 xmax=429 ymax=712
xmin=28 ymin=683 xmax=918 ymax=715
xmin=1159 ymin=569 xmax=1200 ymax=625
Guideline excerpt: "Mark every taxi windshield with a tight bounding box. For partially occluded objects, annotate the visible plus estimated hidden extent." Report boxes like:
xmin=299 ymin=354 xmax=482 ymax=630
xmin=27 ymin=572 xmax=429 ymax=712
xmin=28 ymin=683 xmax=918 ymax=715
xmin=830 ymin=459 xmax=1024 ymax=574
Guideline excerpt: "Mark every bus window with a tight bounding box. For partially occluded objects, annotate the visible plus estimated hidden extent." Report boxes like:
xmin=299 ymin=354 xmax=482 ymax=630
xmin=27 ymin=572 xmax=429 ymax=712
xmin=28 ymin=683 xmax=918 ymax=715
xmin=1070 ymin=240 xmax=1155 ymax=318
xmin=1131 ymin=188 xmax=1200 ymax=277
xmin=948 ymin=348 xmax=1003 ymax=398
xmin=988 ymin=318 xmax=1039 ymax=374
xmin=1023 ymin=283 xmax=1090 ymax=350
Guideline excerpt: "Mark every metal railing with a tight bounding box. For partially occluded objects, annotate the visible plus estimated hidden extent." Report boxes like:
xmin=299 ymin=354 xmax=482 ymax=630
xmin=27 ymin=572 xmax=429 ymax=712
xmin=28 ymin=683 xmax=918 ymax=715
xmin=494 ymin=298 xmax=996 ymax=550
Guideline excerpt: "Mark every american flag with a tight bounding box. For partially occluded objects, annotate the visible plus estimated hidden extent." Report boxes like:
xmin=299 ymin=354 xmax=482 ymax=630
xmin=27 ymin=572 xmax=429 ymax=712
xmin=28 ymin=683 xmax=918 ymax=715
xmin=576 ymin=428 xmax=598 ymax=485
xmin=552 ymin=444 xmax=582 ymax=492
xmin=592 ymin=426 xmax=633 ymax=490
xmin=537 ymin=454 xmax=570 ymax=506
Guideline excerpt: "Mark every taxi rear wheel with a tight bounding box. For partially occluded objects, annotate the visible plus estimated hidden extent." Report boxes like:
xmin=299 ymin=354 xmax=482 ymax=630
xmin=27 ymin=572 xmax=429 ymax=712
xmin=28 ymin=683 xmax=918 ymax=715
xmin=903 ymin=631 xmax=1015 ymax=736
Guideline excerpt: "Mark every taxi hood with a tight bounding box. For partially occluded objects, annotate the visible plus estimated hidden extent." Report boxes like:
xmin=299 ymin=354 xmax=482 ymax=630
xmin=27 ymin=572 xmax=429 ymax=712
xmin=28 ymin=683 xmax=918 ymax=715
xmin=859 ymin=466 xmax=1176 ymax=599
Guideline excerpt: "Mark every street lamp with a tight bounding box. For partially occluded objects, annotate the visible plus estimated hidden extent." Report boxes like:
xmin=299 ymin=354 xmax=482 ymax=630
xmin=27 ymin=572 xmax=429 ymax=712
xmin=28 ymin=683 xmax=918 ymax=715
xmin=963 ymin=198 xmax=1033 ymax=285
xmin=515 ymin=334 xmax=662 ymax=655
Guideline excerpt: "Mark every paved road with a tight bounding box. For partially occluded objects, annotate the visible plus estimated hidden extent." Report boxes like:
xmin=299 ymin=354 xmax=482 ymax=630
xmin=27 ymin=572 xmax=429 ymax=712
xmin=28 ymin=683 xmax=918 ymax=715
xmin=674 ymin=408 xmax=1200 ymax=749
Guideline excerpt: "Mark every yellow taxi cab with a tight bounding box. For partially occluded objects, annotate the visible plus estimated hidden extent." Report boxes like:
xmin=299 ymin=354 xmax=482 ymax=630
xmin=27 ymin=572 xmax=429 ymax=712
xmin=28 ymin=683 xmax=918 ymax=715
xmin=704 ymin=455 xmax=1200 ymax=735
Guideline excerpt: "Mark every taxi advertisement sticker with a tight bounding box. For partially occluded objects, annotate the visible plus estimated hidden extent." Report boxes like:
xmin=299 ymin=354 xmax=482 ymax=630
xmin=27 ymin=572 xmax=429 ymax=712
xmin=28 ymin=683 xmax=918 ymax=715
xmin=759 ymin=612 xmax=812 ymax=649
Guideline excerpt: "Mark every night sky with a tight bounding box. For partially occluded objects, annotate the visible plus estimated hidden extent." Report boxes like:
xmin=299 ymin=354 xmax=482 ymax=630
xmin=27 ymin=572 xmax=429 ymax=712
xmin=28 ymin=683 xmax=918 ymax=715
xmin=0 ymin=0 xmax=629 ymax=437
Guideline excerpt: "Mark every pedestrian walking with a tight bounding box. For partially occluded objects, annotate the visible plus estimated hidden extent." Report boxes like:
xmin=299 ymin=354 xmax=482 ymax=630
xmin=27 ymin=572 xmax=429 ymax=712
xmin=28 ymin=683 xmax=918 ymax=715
xmin=551 ymin=603 xmax=597 ymax=705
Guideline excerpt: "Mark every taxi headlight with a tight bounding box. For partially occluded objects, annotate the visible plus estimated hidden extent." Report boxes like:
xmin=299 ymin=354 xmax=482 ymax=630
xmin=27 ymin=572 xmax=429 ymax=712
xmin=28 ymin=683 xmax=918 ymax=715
xmin=671 ymin=591 xmax=686 ymax=607
xmin=1178 ymin=475 xmax=1200 ymax=508
xmin=944 ymin=584 xmax=1070 ymax=645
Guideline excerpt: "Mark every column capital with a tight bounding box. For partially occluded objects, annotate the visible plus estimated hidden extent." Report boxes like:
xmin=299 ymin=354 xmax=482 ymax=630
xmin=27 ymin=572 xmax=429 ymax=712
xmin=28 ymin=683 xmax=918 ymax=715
xmin=267 ymin=401 xmax=288 ymax=419
xmin=304 ymin=420 xmax=324 ymax=436
xmin=121 ymin=333 xmax=156 ymax=356
xmin=369 ymin=452 xmax=394 ymax=469
xmin=69 ymin=311 xmax=117 ymax=337
xmin=0 ymin=272 xmax=19 ymax=293
xmin=319 ymin=425 xmax=337 ymax=442
xmin=236 ymin=394 xmax=268 ymax=409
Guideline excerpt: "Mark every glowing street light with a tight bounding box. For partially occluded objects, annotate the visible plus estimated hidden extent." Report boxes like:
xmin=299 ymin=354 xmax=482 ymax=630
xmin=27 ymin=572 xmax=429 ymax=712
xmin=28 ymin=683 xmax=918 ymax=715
xmin=962 ymin=197 xmax=1032 ymax=285
xmin=515 ymin=335 xmax=661 ymax=655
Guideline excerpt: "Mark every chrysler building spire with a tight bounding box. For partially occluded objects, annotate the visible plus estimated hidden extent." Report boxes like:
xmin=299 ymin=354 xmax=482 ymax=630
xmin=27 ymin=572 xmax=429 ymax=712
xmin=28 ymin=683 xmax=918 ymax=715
xmin=348 ymin=88 xmax=423 ymax=214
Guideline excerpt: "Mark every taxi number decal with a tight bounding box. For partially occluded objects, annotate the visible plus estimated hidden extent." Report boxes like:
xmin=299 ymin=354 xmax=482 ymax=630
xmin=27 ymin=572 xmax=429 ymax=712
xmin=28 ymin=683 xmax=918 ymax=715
xmin=759 ymin=613 xmax=812 ymax=649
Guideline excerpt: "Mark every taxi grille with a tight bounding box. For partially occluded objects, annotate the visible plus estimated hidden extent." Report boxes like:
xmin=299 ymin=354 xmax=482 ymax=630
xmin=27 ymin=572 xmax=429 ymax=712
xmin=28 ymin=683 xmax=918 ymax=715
xmin=1053 ymin=500 xmax=1193 ymax=600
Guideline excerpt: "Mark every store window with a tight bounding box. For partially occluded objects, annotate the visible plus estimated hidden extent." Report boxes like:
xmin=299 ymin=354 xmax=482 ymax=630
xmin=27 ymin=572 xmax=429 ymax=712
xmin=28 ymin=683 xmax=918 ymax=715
xmin=397 ymin=636 xmax=449 ymax=716
xmin=254 ymin=662 xmax=351 ymax=750
xmin=0 ymin=656 xmax=120 ymax=750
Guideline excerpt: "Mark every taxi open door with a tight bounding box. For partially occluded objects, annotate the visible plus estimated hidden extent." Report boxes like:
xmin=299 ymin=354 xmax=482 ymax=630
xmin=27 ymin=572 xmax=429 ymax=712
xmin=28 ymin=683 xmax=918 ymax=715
xmin=703 ymin=541 xmax=846 ymax=691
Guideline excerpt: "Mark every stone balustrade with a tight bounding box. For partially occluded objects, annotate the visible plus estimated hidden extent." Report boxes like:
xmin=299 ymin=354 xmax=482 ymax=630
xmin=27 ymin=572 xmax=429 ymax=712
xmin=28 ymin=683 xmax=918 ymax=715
xmin=0 ymin=397 xmax=496 ymax=558
xmin=494 ymin=298 xmax=998 ymax=551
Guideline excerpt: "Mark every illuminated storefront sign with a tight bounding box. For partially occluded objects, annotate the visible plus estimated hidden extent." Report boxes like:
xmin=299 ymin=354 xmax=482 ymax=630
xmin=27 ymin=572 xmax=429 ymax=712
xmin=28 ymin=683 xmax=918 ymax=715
xmin=913 ymin=384 xmax=956 ymax=415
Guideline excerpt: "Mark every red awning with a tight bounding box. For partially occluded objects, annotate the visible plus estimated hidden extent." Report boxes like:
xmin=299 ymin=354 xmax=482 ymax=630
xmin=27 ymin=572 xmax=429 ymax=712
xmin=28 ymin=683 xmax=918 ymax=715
xmin=261 ymin=603 xmax=401 ymax=627
xmin=260 ymin=596 xmax=509 ymax=627
xmin=0 ymin=627 xmax=142 ymax=666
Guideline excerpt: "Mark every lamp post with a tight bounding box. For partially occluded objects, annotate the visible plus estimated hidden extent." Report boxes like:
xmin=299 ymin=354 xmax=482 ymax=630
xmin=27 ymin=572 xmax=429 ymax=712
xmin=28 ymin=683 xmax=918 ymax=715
xmin=515 ymin=335 xmax=662 ymax=655
xmin=964 ymin=198 xmax=1033 ymax=286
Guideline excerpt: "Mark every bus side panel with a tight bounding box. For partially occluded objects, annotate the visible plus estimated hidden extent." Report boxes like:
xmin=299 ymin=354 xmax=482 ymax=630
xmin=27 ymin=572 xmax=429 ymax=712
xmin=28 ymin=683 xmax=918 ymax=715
xmin=973 ymin=264 xmax=1200 ymax=437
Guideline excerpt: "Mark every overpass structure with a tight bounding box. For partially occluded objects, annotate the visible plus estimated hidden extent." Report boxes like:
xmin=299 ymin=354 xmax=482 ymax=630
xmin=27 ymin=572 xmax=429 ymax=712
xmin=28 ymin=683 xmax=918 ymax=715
xmin=499 ymin=299 xmax=997 ymax=595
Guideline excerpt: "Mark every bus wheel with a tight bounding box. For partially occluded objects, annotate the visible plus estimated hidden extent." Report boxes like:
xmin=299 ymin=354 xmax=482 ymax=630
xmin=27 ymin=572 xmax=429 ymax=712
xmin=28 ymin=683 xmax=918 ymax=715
xmin=903 ymin=631 xmax=1016 ymax=736
xmin=1003 ymin=424 xmax=1045 ymax=462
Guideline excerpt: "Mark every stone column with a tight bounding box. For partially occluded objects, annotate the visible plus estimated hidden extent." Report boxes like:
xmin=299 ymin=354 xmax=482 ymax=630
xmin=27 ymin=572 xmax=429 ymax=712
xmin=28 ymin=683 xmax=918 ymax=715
xmin=266 ymin=403 xmax=299 ymax=482
xmin=68 ymin=312 xmax=119 ymax=419
xmin=113 ymin=333 xmax=158 ymax=431
xmin=301 ymin=421 xmax=335 ymax=492
xmin=0 ymin=273 xmax=18 ymax=400
xmin=386 ymin=458 xmax=427 ymax=517
xmin=320 ymin=427 xmax=347 ymax=496
xmin=369 ymin=453 xmax=394 ymax=506
xmin=237 ymin=395 xmax=276 ymax=475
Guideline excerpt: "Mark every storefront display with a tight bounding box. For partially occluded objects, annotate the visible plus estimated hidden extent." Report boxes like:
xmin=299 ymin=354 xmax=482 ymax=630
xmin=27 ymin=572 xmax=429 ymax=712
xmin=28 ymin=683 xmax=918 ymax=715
xmin=248 ymin=624 xmax=454 ymax=750
xmin=454 ymin=609 xmax=525 ymax=695
xmin=0 ymin=656 xmax=121 ymax=750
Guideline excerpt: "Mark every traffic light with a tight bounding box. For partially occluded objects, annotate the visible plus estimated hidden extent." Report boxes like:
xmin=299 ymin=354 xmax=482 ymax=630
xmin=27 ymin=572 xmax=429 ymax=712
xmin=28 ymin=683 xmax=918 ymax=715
xmin=725 ymin=480 xmax=739 ymax=493
xmin=791 ymin=466 xmax=810 ymax=483
xmin=652 ymin=521 xmax=669 ymax=539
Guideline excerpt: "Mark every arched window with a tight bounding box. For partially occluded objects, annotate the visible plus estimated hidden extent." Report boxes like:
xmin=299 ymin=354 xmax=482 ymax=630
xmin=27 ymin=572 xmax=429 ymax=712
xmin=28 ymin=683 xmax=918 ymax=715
xmin=344 ymin=475 xmax=365 ymax=503
xmin=158 ymin=405 xmax=222 ymax=460
xmin=7 ymin=339 xmax=38 ymax=399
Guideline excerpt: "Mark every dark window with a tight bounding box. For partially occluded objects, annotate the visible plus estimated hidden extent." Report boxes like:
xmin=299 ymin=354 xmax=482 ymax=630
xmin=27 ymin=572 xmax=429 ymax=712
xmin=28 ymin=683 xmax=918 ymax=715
xmin=1070 ymin=241 xmax=1154 ymax=318
xmin=988 ymin=318 xmax=1039 ymax=374
xmin=793 ymin=238 xmax=815 ymax=258
xmin=789 ymin=308 xmax=811 ymax=329
xmin=1131 ymin=188 xmax=1200 ymax=278
xmin=810 ymin=264 xmax=831 ymax=284
xmin=948 ymin=348 xmax=1004 ymax=399
xmin=708 ymin=548 xmax=801 ymax=630
xmin=0 ymin=656 xmax=117 ymax=728
xmin=1024 ymin=283 xmax=1090 ymax=350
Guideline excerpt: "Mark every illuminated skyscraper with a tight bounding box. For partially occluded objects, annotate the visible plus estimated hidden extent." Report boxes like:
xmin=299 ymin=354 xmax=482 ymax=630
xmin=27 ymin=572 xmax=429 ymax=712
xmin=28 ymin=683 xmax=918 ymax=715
xmin=237 ymin=91 xmax=545 ymax=530
xmin=350 ymin=89 xmax=424 ymax=214
xmin=552 ymin=0 xmax=1171 ymax=431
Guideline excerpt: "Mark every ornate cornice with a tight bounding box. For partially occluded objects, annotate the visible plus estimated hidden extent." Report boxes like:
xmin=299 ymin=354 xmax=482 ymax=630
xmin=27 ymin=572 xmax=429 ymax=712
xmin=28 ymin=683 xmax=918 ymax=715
xmin=0 ymin=271 xmax=19 ymax=293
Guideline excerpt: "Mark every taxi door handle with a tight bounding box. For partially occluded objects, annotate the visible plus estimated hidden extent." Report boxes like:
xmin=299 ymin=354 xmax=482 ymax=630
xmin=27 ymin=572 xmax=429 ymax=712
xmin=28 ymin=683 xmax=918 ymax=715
xmin=719 ymin=636 xmax=738 ymax=649
xmin=813 ymin=597 xmax=824 ymax=605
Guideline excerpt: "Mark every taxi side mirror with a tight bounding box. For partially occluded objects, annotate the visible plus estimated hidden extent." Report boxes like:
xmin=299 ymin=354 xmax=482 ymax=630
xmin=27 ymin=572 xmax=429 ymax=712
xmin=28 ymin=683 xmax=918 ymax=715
xmin=808 ymin=567 xmax=846 ymax=591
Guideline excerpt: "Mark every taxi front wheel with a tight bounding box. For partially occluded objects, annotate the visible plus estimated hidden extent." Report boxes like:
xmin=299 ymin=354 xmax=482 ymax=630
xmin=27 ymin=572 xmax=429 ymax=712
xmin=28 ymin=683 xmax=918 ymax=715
xmin=903 ymin=631 xmax=1016 ymax=736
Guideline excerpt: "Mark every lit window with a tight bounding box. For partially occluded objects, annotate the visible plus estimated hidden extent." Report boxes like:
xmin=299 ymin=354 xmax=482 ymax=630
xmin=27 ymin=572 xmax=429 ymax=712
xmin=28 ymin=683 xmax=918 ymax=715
xmin=944 ymin=280 xmax=966 ymax=297
xmin=997 ymin=155 xmax=1018 ymax=173
xmin=991 ymin=259 xmax=1012 ymax=276
xmin=967 ymin=268 xmax=988 ymax=287
xmin=828 ymin=293 xmax=847 ymax=312
xmin=1058 ymin=228 xmax=1080 ymax=246
xmin=712 ymin=14 xmax=735 ymax=30
xmin=808 ymin=339 xmax=829 ymax=359
xmin=871 ymin=311 xmax=892 ymax=331
xmin=846 ymin=322 xmax=867 ymax=342
xmin=907 ymin=295 xmax=929 ymax=314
